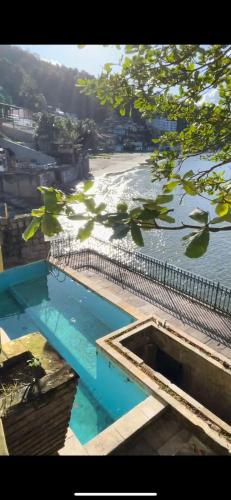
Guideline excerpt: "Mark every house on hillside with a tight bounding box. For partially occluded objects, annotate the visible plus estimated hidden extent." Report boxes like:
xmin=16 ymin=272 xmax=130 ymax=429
xmin=147 ymin=116 xmax=177 ymax=132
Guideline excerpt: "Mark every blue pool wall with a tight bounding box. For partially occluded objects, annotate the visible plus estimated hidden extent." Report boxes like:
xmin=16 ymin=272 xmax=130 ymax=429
xmin=0 ymin=260 xmax=48 ymax=293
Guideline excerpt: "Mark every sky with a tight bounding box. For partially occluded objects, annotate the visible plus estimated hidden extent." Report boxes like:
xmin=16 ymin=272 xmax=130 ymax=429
xmin=15 ymin=45 xmax=218 ymax=104
xmin=15 ymin=45 xmax=123 ymax=77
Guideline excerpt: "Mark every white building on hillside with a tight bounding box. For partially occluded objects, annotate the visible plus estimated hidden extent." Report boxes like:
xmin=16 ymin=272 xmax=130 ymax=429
xmin=149 ymin=116 xmax=177 ymax=132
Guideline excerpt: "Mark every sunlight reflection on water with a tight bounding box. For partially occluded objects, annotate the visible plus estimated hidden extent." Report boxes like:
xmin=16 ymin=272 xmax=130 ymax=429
xmin=59 ymin=157 xmax=231 ymax=287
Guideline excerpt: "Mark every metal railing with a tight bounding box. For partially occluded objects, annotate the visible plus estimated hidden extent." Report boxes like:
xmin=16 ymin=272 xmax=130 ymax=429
xmin=50 ymin=235 xmax=231 ymax=316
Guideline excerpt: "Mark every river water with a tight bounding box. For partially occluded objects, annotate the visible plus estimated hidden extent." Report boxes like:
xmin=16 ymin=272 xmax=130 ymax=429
xmin=60 ymin=154 xmax=231 ymax=288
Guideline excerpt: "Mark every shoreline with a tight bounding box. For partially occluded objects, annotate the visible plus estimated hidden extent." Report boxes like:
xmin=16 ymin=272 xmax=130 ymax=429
xmin=89 ymin=152 xmax=151 ymax=177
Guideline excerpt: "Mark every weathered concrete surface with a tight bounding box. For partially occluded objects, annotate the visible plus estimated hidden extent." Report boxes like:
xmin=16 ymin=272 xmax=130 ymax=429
xmin=112 ymin=408 xmax=216 ymax=456
xmin=0 ymin=214 xmax=50 ymax=268
xmin=56 ymin=156 xmax=89 ymax=185
xmin=0 ymin=332 xmax=78 ymax=455
xmin=119 ymin=320 xmax=231 ymax=425
xmin=1 ymin=170 xmax=57 ymax=202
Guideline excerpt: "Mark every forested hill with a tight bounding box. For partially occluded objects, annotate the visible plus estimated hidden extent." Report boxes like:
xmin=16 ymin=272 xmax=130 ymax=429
xmin=0 ymin=45 xmax=110 ymax=122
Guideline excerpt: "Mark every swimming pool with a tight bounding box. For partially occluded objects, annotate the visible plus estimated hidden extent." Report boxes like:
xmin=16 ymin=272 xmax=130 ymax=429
xmin=0 ymin=261 xmax=148 ymax=444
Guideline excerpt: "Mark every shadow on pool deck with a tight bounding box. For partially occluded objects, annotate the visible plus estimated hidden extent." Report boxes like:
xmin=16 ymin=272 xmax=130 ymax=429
xmin=56 ymin=254 xmax=231 ymax=349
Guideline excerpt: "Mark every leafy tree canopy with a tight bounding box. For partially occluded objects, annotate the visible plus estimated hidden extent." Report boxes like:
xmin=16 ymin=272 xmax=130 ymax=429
xmin=24 ymin=45 xmax=231 ymax=258
xmin=0 ymin=45 xmax=110 ymax=121
xmin=34 ymin=112 xmax=101 ymax=153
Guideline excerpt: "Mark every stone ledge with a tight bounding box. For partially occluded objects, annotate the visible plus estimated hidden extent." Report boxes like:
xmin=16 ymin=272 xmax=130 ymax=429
xmin=84 ymin=395 xmax=167 ymax=456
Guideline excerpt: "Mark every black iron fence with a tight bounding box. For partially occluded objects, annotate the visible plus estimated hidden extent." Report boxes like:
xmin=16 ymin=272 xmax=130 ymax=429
xmin=50 ymin=235 xmax=231 ymax=316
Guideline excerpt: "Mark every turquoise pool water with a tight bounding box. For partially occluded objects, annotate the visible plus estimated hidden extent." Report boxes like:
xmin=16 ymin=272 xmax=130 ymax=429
xmin=0 ymin=261 xmax=148 ymax=444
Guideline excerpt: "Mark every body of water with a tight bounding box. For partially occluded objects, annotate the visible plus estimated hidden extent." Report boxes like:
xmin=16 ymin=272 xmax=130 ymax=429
xmin=60 ymin=155 xmax=231 ymax=288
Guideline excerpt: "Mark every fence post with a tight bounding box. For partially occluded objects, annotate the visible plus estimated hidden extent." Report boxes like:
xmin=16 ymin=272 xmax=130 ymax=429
xmin=87 ymin=249 xmax=90 ymax=269
xmin=213 ymin=281 xmax=220 ymax=310
xmin=163 ymin=261 xmax=168 ymax=285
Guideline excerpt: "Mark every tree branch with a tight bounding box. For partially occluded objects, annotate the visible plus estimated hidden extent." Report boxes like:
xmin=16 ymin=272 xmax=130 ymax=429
xmin=192 ymin=159 xmax=231 ymax=180
xmin=135 ymin=221 xmax=231 ymax=232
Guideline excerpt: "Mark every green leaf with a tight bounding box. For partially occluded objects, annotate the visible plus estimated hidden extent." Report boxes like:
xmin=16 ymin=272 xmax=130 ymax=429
xmin=182 ymin=181 xmax=197 ymax=195
xmin=131 ymin=222 xmax=144 ymax=246
xmin=185 ymin=229 xmax=210 ymax=258
xmin=182 ymin=231 xmax=199 ymax=241
xmin=110 ymin=224 xmax=130 ymax=240
xmin=67 ymin=214 xmax=88 ymax=220
xmin=104 ymin=63 xmax=112 ymax=73
xmin=155 ymin=194 xmax=174 ymax=204
xmin=211 ymin=211 xmax=231 ymax=224
xmin=22 ymin=217 xmax=41 ymax=241
xmin=95 ymin=202 xmax=107 ymax=214
xmin=77 ymin=220 xmax=94 ymax=241
xmin=223 ymin=211 xmax=231 ymax=223
xmin=117 ymin=202 xmax=128 ymax=212
xmin=37 ymin=186 xmax=63 ymax=200
xmin=83 ymin=180 xmax=94 ymax=192
xmin=37 ymin=186 xmax=54 ymax=193
xmin=119 ymin=107 xmax=126 ymax=117
xmin=65 ymin=206 xmax=76 ymax=216
xmin=84 ymin=198 xmax=96 ymax=213
xmin=66 ymin=193 xmax=86 ymax=203
xmin=138 ymin=208 xmax=159 ymax=220
xmin=144 ymin=203 xmax=169 ymax=215
xmin=133 ymin=198 xmax=154 ymax=203
xmin=215 ymin=203 xmax=229 ymax=217
xmin=188 ymin=63 xmax=195 ymax=71
xmin=183 ymin=170 xmax=194 ymax=179
xmin=37 ymin=187 xmax=63 ymax=214
xmin=163 ymin=181 xmax=179 ymax=193
xmin=129 ymin=208 xmax=142 ymax=218
xmin=123 ymin=57 xmax=132 ymax=70
xmin=41 ymin=214 xmax=62 ymax=237
xmin=158 ymin=213 xmax=175 ymax=223
xmin=210 ymin=216 xmax=225 ymax=224
xmin=31 ymin=207 xmax=45 ymax=217
xmin=106 ymin=213 xmax=128 ymax=225
xmin=189 ymin=208 xmax=209 ymax=224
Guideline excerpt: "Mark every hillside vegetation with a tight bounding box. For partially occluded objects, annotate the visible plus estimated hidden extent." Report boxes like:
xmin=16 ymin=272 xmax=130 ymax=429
xmin=0 ymin=45 xmax=109 ymax=122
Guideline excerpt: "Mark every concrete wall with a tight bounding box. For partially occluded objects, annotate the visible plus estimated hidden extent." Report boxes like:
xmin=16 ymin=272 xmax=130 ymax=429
xmin=0 ymin=214 xmax=50 ymax=269
xmin=58 ymin=165 xmax=79 ymax=184
xmin=57 ymin=155 xmax=89 ymax=185
xmin=2 ymin=173 xmax=41 ymax=201
xmin=1 ymin=170 xmax=57 ymax=202
xmin=122 ymin=326 xmax=231 ymax=425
